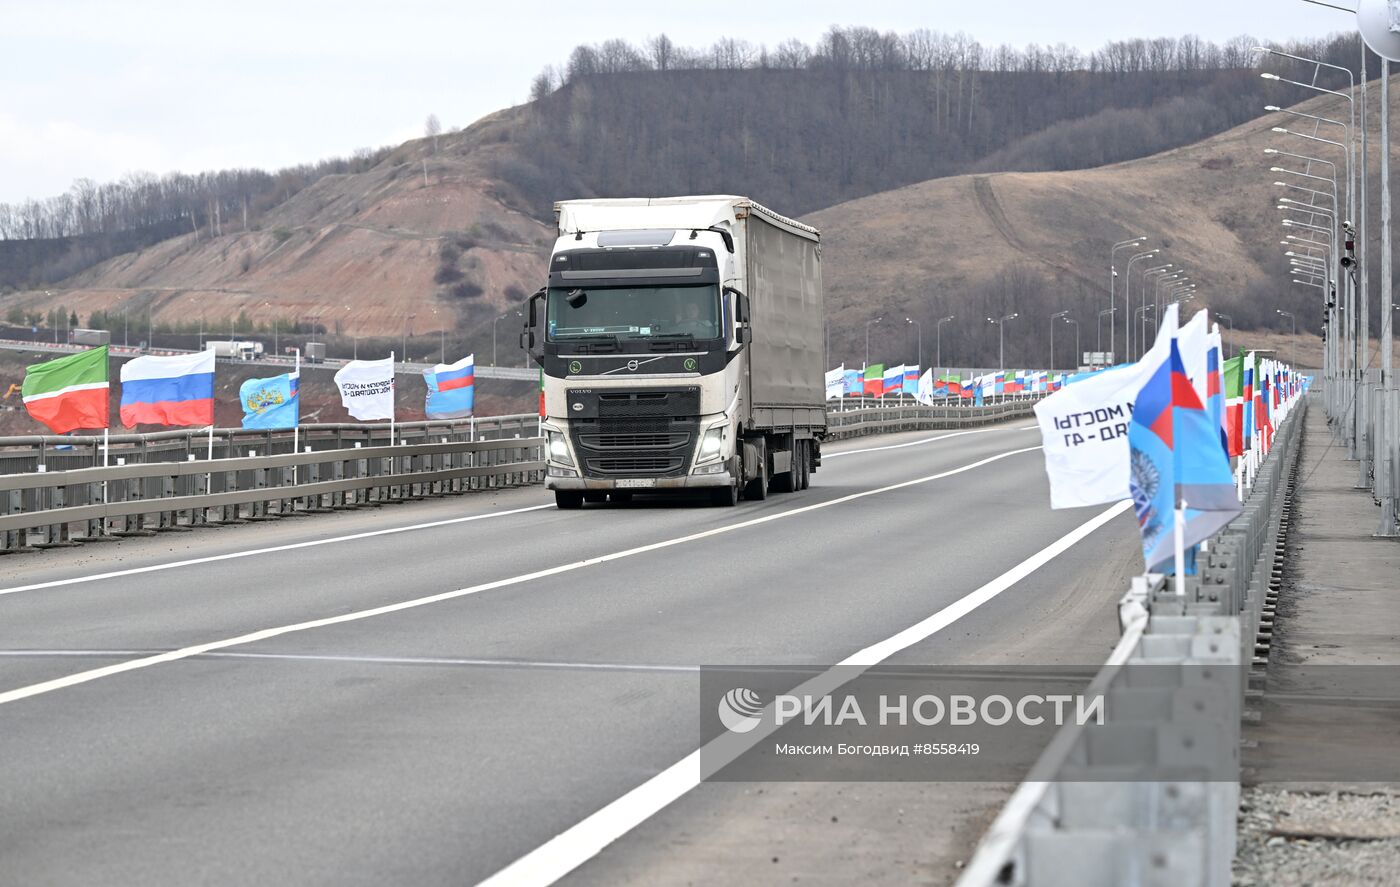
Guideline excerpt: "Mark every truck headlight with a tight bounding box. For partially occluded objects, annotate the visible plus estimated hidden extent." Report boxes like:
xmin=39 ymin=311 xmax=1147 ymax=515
xmin=547 ymin=431 xmax=573 ymax=466
xmin=697 ymin=427 xmax=725 ymax=461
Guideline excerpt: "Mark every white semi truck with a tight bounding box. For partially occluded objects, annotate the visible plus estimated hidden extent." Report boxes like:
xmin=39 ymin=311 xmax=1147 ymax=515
xmin=521 ymin=196 xmax=827 ymax=509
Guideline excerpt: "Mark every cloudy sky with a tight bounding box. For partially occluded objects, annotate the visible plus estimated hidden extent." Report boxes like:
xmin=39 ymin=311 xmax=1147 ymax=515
xmin=0 ymin=0 xmax=1358 ymax=204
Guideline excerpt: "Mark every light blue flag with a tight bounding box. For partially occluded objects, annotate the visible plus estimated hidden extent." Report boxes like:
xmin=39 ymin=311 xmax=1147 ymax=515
xmin=240 ymin=373 xmax=299 ymax=430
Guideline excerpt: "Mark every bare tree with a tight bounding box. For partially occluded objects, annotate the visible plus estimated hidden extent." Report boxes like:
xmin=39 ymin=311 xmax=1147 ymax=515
xmin=648 ymin=34 xmax=675 ymax=71
xmin=424 ymin=113 xmax=442 ymax=153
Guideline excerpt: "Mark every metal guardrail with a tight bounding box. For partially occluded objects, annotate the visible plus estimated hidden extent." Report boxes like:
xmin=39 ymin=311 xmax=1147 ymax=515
xmin=0 ymin=402 xmax=1038 ymax=554
xmin=0 ymin=413 xmax=541 ymax=476
xmin=0 ymin=414 xmax=543 ymax=553
xmin=827 ymin=398 xmax=1036 ymax=439
xmin=957 ymin=396 xmax=1307 ymax=887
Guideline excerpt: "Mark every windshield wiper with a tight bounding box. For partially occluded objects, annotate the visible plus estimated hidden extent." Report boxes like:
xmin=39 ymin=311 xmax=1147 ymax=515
xmin=648 ymin=336 xmax=695 ymax=352
xmin=562 ymin=334 xmax=621 ymax=354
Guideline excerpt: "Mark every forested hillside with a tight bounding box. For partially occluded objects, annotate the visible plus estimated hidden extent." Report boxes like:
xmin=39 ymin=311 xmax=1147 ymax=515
xmin=0 ymin=25 xmax=1377 ymax=370
xmin=0 ymin=149 xmax=392 ymax=289
xmin=497 ymin=27 xmax=1371 ymax=216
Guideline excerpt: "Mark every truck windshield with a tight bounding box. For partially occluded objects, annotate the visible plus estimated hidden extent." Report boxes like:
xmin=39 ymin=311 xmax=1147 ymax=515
xmin=546 ymin=284 xmax=722 ymax=342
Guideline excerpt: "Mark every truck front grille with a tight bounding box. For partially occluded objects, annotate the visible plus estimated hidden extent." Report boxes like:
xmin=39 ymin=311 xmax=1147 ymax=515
xmin=578 ymin=432 xmax=690 ymax=450
xmin=585 ymin=456 xmax=685 ymax=475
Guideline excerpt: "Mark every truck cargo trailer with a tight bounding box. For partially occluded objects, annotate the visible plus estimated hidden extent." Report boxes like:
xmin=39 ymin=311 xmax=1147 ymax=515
xmin=521 ymin=195 xmax=827 ymax=509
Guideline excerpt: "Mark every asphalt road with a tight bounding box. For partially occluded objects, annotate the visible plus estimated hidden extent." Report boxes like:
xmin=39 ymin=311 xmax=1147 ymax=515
xmin=0 ymin=418 xmax=1141 ymax=886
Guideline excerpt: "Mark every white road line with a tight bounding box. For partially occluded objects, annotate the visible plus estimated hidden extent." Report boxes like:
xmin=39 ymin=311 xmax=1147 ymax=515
xmin=474 ymin=498 xmax=1133 ymax=887
xmin=0 ymin=650 xmax=700 ymax=673
xmin=1 ymin=423 xmax=1028 ymax=598
xmin=825 ymin=425 xmax=1033 ymax=459
xmin=0 ymin=503 xmax=556 ymax=598
xmin=0 ymin=444 xmax=1042 ymax=708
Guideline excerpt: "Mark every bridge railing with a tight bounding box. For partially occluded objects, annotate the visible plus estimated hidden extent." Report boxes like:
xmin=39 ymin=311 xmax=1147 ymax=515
xmin=826 ymin=398 xmax=1035 ymax=438
xmin=956 ymin=396 xmax=1307 ymax=887
xmin=0 ymin=401 xmax=1037 ymax=553
xmin=0 ymin=413 xmax=540 ymax=476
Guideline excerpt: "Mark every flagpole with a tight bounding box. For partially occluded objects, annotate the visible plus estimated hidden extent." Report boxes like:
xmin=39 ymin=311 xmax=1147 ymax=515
xmin=1174 ymin=499 xmax=1187 ymax=597
xmin=389 ymin=351 xmax=396 ymax=447
xmin=102 ymin=426 xmax=109 ymax=506
xmin=292 ymin=348 xmax=301 ymax=482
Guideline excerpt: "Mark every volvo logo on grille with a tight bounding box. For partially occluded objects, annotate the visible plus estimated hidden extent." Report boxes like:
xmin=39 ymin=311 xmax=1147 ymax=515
xmin=627 ymin=359 xmax=639 ymax=371
xmin=572 ymin=402 xmax=584 ymax=412
xmin=568 ymin=360 xmax=582 ymax=374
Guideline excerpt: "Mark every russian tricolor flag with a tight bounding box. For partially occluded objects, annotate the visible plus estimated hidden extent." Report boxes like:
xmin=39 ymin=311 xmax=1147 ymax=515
xmin=882 ymin=364 xmax=904 ymax=396
xmin=425 ymin=353 xmax=475 ymax=419
xmin=120 ymin=350 xmax=215 ymax=428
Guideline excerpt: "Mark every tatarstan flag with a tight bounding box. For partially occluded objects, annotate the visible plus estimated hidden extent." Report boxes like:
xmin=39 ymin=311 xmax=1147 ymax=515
xmin=1222 ymin=354 xmax=1244 ymax=457
xmin=864 ymin=364 xmax=885 ymax=396
xmin=22 ymin=346 xmax=110 ymax=434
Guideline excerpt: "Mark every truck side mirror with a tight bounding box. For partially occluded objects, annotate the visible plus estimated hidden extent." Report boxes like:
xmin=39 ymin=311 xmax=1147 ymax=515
xmin=724 ymin=286 xmax=748 ymax=323
xmin=524 ymin=288 xmax=546 ymax=363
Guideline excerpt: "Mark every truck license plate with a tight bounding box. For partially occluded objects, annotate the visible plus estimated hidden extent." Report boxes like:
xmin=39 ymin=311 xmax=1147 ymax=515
xmin=615 ymin=479 xmax=655 ymax=489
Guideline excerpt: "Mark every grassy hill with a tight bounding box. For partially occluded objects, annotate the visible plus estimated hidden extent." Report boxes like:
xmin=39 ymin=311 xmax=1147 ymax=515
xmin=815 ymin=78 xmax=1391 ymax=371
xmin=0 ymin=64 xmax=1384 ymax=371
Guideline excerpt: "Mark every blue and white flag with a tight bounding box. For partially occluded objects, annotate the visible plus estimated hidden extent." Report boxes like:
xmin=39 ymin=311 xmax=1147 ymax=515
xmin=825 ymin=365 xmax=845 ymax=401
xmin=240 ymin=372 xmax=299 ymax=430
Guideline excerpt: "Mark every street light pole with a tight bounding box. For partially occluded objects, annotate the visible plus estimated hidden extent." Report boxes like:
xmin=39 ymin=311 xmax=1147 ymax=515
xmin=1110 ymin=236 xmax=1146 ymax=365
xmin=865 ymin=316 xmax=883 ymax=367
xmin=1217 ymin=313 xmax=1233 ymax=357
xmin=936 ymin=315 xmax=954 ymax=370
xmin=905 ymin=318 xmax=922 ymax=369
xmin=1064 ymin=317 xmax=1080 ymax=369
xmin=1050 ymin=310 xmax=1069 ymax=369
xmin=1097 ymin=308 xmax=1115 ymax=364
xmin=1125 ymin=251 xmax=1163 ymax=358
xmin=989 ymin=313 xmax=1018 ymax=371
xmin=1277 ymin=309 xmax=1297 ymax=368
xmin=493 ymin=310 xmax=522 ymax=367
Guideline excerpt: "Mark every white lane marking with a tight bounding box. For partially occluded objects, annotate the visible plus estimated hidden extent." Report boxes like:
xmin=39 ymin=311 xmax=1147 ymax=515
xmin=3 ymin=423 xmax=1027 ymax=597
xmin=0 ymin=445 xmax=1042 ymax=708
xmin=475 ymin=498 xmax=1134 ymax=887
xmin=825 ymin=425 xmax=1032 ymax=459
xmin=0 ymin=503 xmax=556 ymax=598
xmin=1020 ymin=424 xmax=1039 ymax=430
xmin=0 ymin=650 xmax=700 ymax=673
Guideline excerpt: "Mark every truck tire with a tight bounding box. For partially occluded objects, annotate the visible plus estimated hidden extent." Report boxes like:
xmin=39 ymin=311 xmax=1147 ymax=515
xmin=743 ymin=456 xmax=769 ymax=500
xmin=771 ymin=447 xmax=797 ymax=493
xmin=710 ymin=483 xmax=739 ymax=507
xmin=555 ymin=491 xmax=584 ymax=510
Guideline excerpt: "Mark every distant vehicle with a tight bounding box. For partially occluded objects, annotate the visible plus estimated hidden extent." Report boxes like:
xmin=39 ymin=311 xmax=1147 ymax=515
xmin=521 ymin=195 xmax=827 ymax=509
xmin=305 ymin=342 xmax=326 ymax=363
xmin=70 ymin=328 xmax=111 ymax=346
xmin=207 ymin=340 xmax=265 ymax=360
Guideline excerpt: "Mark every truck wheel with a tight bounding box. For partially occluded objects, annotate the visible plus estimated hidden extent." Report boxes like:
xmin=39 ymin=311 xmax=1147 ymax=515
xmin=743 ymin=458 xmax=769 ymax=500
xmin=710 ymin=483 xmax=738 ymax=507
xmin=583 ymin=492 xmax=607 ymax=503
xmin=771 ymin=452 xmax=796 ymax=493
xmin=555 ymin=491 xmax=583 ymax=510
